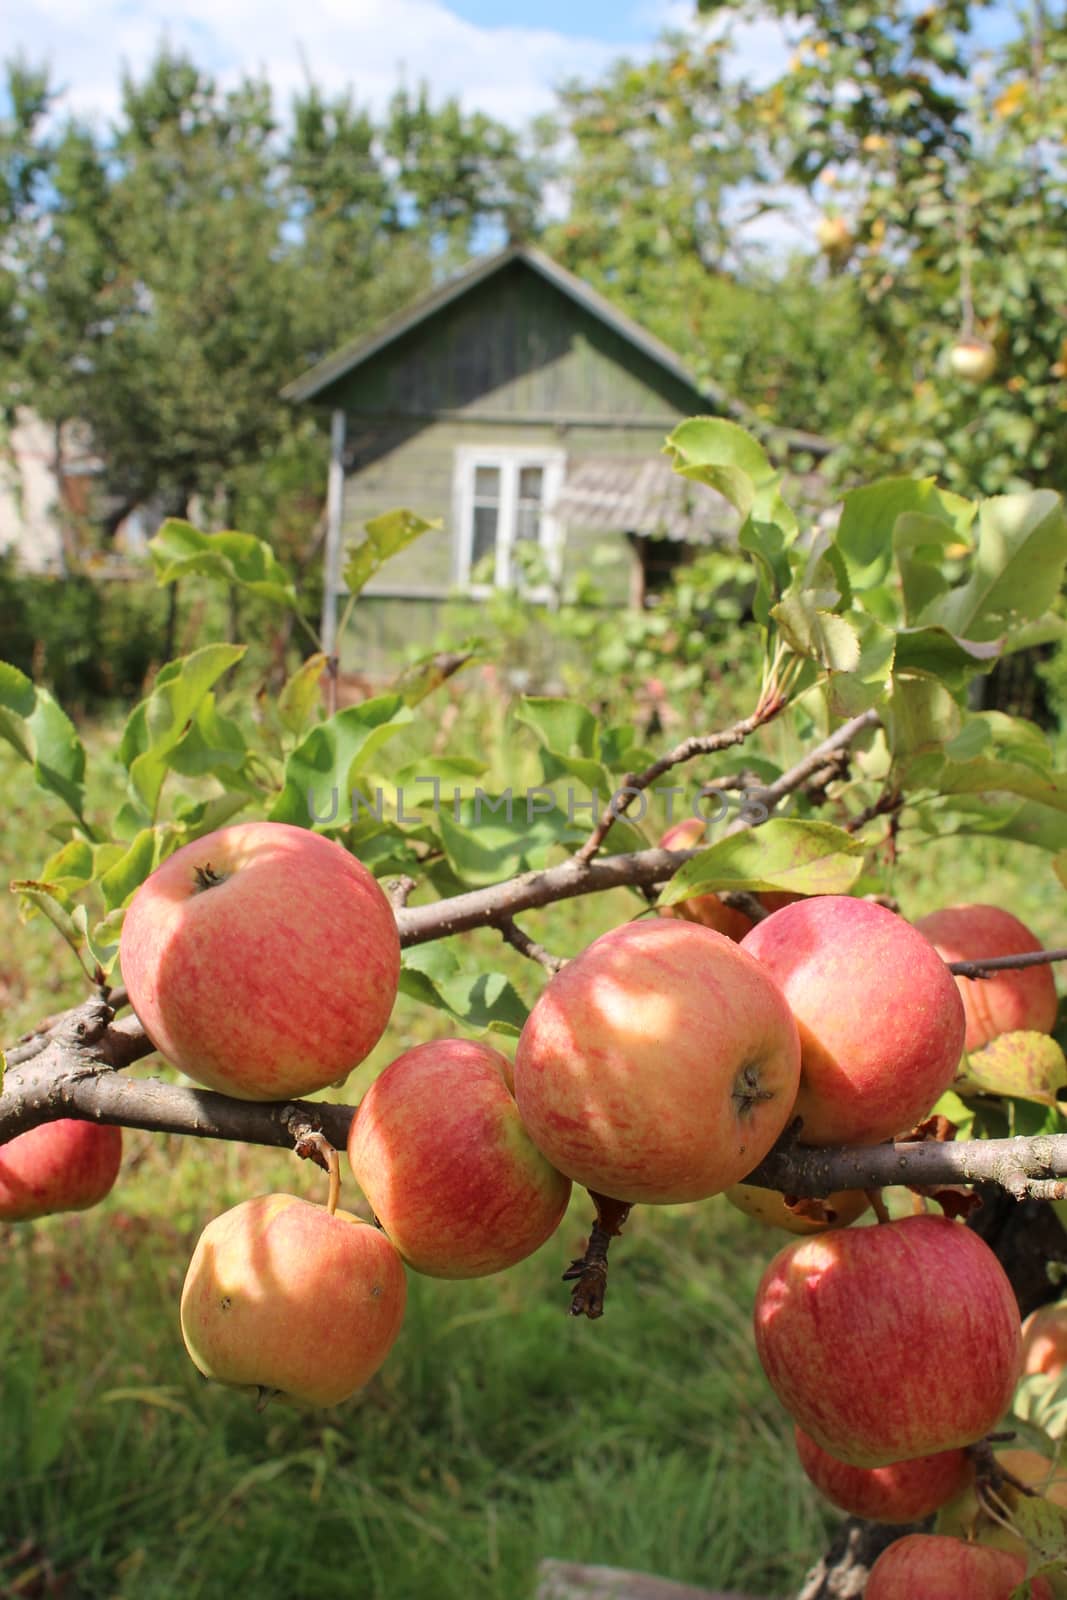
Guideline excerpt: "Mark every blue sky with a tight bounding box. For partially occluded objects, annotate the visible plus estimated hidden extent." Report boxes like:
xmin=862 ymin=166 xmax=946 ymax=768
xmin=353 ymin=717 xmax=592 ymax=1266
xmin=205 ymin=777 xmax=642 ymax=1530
xmin=444 ymin=0 xmax=674 ymax=46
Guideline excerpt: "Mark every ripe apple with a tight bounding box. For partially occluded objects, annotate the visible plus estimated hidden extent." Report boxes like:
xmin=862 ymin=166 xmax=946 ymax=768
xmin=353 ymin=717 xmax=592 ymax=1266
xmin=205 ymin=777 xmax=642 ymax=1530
xmin=793 ymin=1426 xmax=972 ymax=1522
xmin=867 ymin=1534 xmax=1051 ymax=1600
xmin=814 ymin=214 xmax=853 ymax=256
xmin=948 ymin=336 xmax=998 ymax=383
xmin=740 ymin=896 xmax=966 ymax=1145
xmin=0 ymin=1119 xmax=122 ymax=1220
xmin=915 ymin=904 xmax=1059 ymax=1053
xmin=180 ymin=1192 xmax=406 ymax=1406
xmin=656 ymin=818 xmax=755 ymax=940
xmin=120 ymin=820 xmax=400 ymax=1100
xmin=725 ymin=1183 xmax=868 ymax=1235
xmin=347 ymin=1037 xmax=572 ymax=1278
xmin=753 ymin=1213 xmax=1021 ymax=1467
xmin=514 ymin=919 xmax=801 ymax=1205
xmin=1020 ymin=1300 xmax=1067 ymax=1381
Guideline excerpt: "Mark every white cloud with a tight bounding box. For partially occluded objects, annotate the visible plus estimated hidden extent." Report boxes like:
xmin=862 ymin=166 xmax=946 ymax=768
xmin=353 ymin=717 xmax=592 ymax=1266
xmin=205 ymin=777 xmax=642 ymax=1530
xmin=7 ymin=0 xmax=622 ymax=131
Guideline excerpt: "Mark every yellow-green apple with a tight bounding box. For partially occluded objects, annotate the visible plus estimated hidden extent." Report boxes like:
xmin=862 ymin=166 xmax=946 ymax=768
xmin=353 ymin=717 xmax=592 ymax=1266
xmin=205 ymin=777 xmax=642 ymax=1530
xmin=656 ymin=818 xmax=755 ymax=941
xmin=948 ymin=336 xmax=998 ymax=383
xmin=514 ymin=919 xmax=801 ymax=1205
xmin=867 ymin=1534 xmax=1051 ymax=1600
xmin=0 ymin=1119 xmax=122 ymax=1220
xmin=753 ymin=1214 xmax=1021 ymax=1467
xmin=915 ymin=904 xmax=1058 ymax=1053
xmin=740 ymin=896 xmax=965 ymax=1145
xmin=815 ymin=214 xmax=853 ymax=257
xmin=180 ymin=1193 xmax=406 ymax=1405
xmin=793 ymin=1426 xmax=972 ymax=1521
xmin=120 ymin=820 xmax=400 ymax=1100
xmin=347 ymin=1038 xmax=572 ymax=1278
xmin=725 ymin=1183 xmax=868 ymax=1235
xmin=1020 ymin=1300 xmax=1067 ymax=1381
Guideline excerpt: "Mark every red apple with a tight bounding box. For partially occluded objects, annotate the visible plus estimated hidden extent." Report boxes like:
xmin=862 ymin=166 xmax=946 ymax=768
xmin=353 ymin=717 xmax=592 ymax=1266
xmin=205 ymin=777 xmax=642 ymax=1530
xmin=741 ymin=896 xmax=966 ymax=1145
xmin=657 ymin=818 xmax=755 ymax=941
xmin=867 ymin=1534 xmax=1050 ymax=1600
xmin=514 ymin=919 xmax=801 ymax=1205
xmin=180 ymin=1193 xmax=406 ymax=1406
xmin=120 ymin=820 xmax=400 ymax=1100
xmin=915 ymin=904 xmax=1059 ymax=1053
xmin=753 ymin=1214 xmax=1021 ymax=1467
xmin=347 ymin=1038 xmax=572 ymax=1278
xmin=1020 ymin=1300 xmax=1067 ymax=1382
xmin=0 ymin=1119 xmax=122 ymax=1220
xmin=794 ymin=1426 xmax=972 ymax=1522
xmin=725 ymin=1184 xmax=869 ymax=1235
xmin=948 ymin=336 xmax=997 ymax=383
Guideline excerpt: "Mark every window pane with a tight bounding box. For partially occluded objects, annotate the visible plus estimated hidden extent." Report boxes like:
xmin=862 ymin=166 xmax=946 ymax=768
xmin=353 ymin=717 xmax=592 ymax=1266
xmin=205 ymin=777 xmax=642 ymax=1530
xmin=518 ymin=466 xmax=543 ymax=504
xmin=472 ymin=503 xmax=499 ymax=570
xmin=515 ymin=505 xmax=541 ymax=544
xmin=474 ymin=465 xmax=501 ymax=501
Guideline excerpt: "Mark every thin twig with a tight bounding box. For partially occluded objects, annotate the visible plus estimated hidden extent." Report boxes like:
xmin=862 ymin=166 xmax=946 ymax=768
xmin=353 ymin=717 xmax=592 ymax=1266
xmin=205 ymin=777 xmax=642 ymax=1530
xmin=494 ymin=917 xmax=566 ymax=975
xmin=948 ymin=947 xmax=1067 ymax=978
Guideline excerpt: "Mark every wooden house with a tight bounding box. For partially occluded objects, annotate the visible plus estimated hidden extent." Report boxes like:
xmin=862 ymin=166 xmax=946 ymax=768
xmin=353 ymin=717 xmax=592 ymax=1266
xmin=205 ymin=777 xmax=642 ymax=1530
xmin=283 ymin=245 xmax=828 ymax=670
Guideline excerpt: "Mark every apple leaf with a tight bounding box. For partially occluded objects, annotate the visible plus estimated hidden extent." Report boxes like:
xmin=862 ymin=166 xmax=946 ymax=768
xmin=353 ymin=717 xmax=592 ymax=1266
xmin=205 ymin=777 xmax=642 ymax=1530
xmin=71 ymin=905 xmax=122 ymax=977
xmin=437 ymin=797 xmax=581 ymax=888
xmin=118 ymin=644 xmax=246 ymax=819
xmin=663 ymin=417 xmax=797 ymax=537
xmin=836 ymin=476 xmax=974 ymax=591
xmin=276 ymin=652 xmax=328 ymax=736
xmin=770 ymin=593 xmax=861 ymax=672
xmin=928 ymin=489 xmax=1067 ymax=642
xmin=149 ymin=520 xmax=299 ymax=607
xmin=342 ymin=509 xmax=441 ymax=599
xmin=1003 ymin=1493 xmax=1067 ymax=1573
xmin=99 ymin=826 xmax=184 ymax=913
xmin=388 ymin=644 xmax=479 ymax=708
xmin=1013 ymin=1369 xmax=1067 ymax=1442
xmin=269 ymin=695 xmax=413 ymax=827
xmin=515 ymin=696 xmax=599 ymax=759
xmin=399 ymin=946 xmax=529 ymax=1035
xmin=10 ymin=880 xmax=93 ymax=978
xmin=955 ymin=1032 xmax=1067 ymax=1106
xmin=0 ymin=660 xmax=89 ymax=826
xmin=166 ymin=692 xmax=257 ymax=791
xmin=658 ymin=818 xmax=866 ymax=903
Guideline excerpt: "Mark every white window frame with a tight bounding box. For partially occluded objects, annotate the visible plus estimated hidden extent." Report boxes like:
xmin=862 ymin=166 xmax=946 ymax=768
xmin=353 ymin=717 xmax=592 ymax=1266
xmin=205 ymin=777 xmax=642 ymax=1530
xmin=453 ymin=445 xmax=566 ymax=600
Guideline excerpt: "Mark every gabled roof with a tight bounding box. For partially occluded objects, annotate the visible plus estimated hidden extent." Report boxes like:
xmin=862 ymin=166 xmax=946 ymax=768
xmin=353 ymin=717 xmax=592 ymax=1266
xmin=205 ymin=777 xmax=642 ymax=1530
xmin=282 ymin=243 xmax=833 ymax=459
xmin=282 ymin=244 xmax=724 ymax=408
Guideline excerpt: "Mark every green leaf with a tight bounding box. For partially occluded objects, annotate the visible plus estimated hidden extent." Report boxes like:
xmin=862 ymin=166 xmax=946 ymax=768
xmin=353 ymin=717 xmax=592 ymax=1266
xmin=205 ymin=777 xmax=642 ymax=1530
xmin=99 ymin=826 xmax=183 ymax=913
xmin=276 ymin=652 xmax=327 ymax=736
xmin=38 ymin=837 xmax=125 ymax=898
xmin=664 ymin=417 xmax=797 ymax=536
xmin=929 ymin=489 xmax=1067 ymax=642
xmin=118 ymin=644 xmax=246 ymax=818
xmin=893 ymin=625 xmax=1003 ymax=689
xmin=893 ymin=511 xmax=963 ymax=621
xmin=887 ymin=675 xmax=962 ymax=762
xmin=166 ymin=692 xmax=255 ymax=790
xmin=770 ymin=592 xmax=861 ymax=671
xmin=825 ymin=613 xmax=896 ymax=717
xmin=269 ymin=695 xmax=413 ymax=827
xmin=342 ymin=509 xmax=440 ymax=599
xmin=71 ymin=905 xmax=123 ymax=977
xmin=10 ymin=880 xmax=92 ymax=976
xmin=659 ymin=818 xmax=866 ymax=902
xmin=738 ymin=518 xmax=793 ymax=625
xmin=514 ymin=697 xmax=599 ymax=759
xmin=388 ymin=645 xmax=479 ymax=708
xmin=149 ymin=520 xmax=299 ymax=606
xmin=437 ymin=796 xmax=580 ymax=888
xmin=398 ymin=945 xmax=529 ymax=1035
xmin=956 ymin=1032 xmax=1067 ymax=1106
xmin=0 ymin=661 xmax=89 ymax=823
xmin=837 ymin=476 xmax=974 ymax=591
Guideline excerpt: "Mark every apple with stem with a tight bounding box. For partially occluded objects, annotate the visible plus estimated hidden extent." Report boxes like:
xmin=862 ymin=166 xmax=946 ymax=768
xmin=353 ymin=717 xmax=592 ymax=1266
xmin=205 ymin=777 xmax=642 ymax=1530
xmin=753 ymin=1213 xmax=1021 ymax=1466
xmin=514 ymin=918 xmax=801 ymax=1205
xmin=347 ymin=1037 xmax=572 ymax=1278
xmin=741 ymin=896 xmax=966 ymax=1145
xmin=867 ymin=1534 xmax=1051 ymax=1599
xmin=793 ymin=1426 xmax=972 ymax=1522
xmin=120 ymin=820 xmax=400 ymax=1100
xmin=0 ymin=1119 xmax=122 ymax=1220
xmin=180 ymin=1191 xmax=406 ymax=1406
xmin=915 ymin=904 xmax=1058 ymax=1052
xmin=948 ymin=336 xmax=998 ymax=383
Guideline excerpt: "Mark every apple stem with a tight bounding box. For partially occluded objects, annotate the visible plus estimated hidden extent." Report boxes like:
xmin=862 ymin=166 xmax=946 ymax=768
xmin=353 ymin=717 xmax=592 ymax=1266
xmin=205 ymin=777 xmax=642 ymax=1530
xmin=865 ymin=1188 xmax=892 ymax=1224
xmin=292 ymin=1128 xmax=342 ymax=1215
xmin=562 ymin=1192 xmax=632 ymax=1319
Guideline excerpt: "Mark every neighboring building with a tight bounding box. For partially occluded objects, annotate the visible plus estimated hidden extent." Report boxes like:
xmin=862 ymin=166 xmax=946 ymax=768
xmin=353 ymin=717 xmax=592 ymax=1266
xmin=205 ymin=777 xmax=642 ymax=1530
xmin=283 ymin=245 xmax=829 ymax=670
xmin=0 ymin=409 xmax=99 ymax=574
